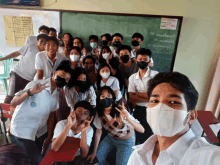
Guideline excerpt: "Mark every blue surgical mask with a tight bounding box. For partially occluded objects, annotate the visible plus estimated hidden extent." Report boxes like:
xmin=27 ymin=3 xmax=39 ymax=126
xmin=90 ymin=42 xmax=98 ymax=49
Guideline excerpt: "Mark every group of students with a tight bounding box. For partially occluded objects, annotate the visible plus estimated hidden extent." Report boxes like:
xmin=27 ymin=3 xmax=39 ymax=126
xmin=1 ymin=25 xmax=220 ymax=165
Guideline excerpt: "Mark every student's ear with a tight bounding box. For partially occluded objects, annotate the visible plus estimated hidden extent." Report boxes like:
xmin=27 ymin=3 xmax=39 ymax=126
xmin=38 ymin=30 xmax=41 ymax=34
xmin=187 ymin=110 xmax=198 ymax=125
xmin=139 ymin=41 xmax=143 ymax=45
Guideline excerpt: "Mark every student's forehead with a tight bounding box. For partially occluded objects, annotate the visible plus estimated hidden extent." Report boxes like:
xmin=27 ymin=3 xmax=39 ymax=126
xmin=85 ymin=59 xmax=93 ymax=63
xmin=73 ymin=39 xmax=80 ymax=43
xmin=101 ymin=66 xmax=109 ymax=70
xmin=101 ymin=89 xmax=110 ymax=95
xmin=137 ymin=54 xmax=149 ymax=59
xmin=102 ymin=36 xmax=107 ymax=40
xmin=46 ymin=40 xmax=56 ymax=44
xmin=132 ymin=37 xmax=141 ymax=40
xmin=76 ymin=107 xmax=88 ymax=111
xmin=113 ymin=36 xmax=122 ymax=40
xmin=119 ymin=49 xmax=129 ymax=54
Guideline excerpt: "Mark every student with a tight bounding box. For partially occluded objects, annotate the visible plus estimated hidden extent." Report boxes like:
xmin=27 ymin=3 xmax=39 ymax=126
xmin=64 ymin=67 xmax=96 ymax=110
xmin=69 ymin=46 xmax=82 ymax=69
xmin=25 ymin=25 xmax=49 ymax=45
xmin=59 ymin=33 xmax=74 ymax=57
xmin=83 ymin=56 xmax=97 ymax=86
xmin=131 ymin=33 xmax=154 ymax=67
xmin=87 ymin=86 xmax=144 ymax=165
xmin=118 ymin=45 xmax=139 ymax=88
xmin=48 ymin=27 xmax=57 ymax=37
xmin=101 ymin=33 xmax=115 ymax=52
xmin=89 ymin=35 xmax=101 ymax=57
xmin=99 ymin=45 xmax=113 ymax=64
xmin=0 ymin=34 xmax=47 ymax=104
xmin=128 ymin=72 xmax=220 ymax=165
xmin=35 ymin=36 xmax=67 ymax=80
xmin=10 ymin=66 xmax=72 ymax=165
xmin=128 ymin=48 xmax=158 ymax=144
xmin=111 ymin=33 xmax=123 ymax=57
xmin=52 ymin=101 xmax=95 ymax=165
xmin=73 ymin=37 xmax=87 ymax=60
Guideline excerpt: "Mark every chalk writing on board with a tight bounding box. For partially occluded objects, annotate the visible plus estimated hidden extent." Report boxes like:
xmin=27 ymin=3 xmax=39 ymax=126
xmin=3 ymin=15 xmax=33 ymax=47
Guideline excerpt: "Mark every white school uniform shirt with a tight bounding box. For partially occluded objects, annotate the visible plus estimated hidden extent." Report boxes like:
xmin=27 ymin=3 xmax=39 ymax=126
xmin=35 ymin=51 xmax=67 ymax=79
xmin=53 ymin=119 xmax=93 ymax=156
xmin=25 ymin=36 xmax=37 ymax=45
xmin=127 ymin=129 xmax=220 ymax=165
xmin=128 ymin=68 xmax=158 ymax=107
xmin=100 ymin=76 xmax=122 ymax=101
xmin=131 ymin=49 xmax=154 ymax=63
xmin=13 ymin=43 xmax=40 ymax=81
xmin=10 ymin=78 xmax=59 ymax=141
xmin=90 ymin=46 xmax=101 ymax=56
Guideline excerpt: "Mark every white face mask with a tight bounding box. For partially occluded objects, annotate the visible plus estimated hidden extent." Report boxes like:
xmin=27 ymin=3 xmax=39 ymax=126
xmin=70 ymin=54 xmax=80 ymax=62
xmin=100 ymin=72 xmax=110 ymax=79
xmin=147 ymin=103 xmax=189 ymax=137
xmin=102 ymin=53 xmax=110 ymax=60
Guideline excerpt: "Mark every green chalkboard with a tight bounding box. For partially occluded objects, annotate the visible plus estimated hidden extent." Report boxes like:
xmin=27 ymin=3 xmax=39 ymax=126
xmin=61 ymin=11 xmax=182 ymax=72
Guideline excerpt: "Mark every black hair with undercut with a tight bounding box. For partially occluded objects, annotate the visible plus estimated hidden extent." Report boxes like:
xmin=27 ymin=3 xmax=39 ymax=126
xmin=101 ymin=33 xmax=112 ymax=42
xmin=38 ymin=25 xmax=49 ymax=33
xmin=147 ymin=72 xmax=199 ymax=111
xmin=44 ymin=36 xmax=59 ymax=46
xmin=132 ymin=32 xmax=144 ymax=41
xmin=136 ymin=48 xmax=152 ymax=58
xmin=112 ymin=33 xmax=123 ymax=41
xmin=69 ymin=46 xmax=82 ymax=55
xmin=83 ymin=55 xmax=96 ymax=65
xmin=74 ymin=100 xmax=95 ymax=117
xmin=89 ymin=35 xmax=98 ymax=42
xmin=49 ymin=27 xmax=57 ymax=33
xmin=73 ymin=37 xmax=84 ymax=49
xmin=96 ymin=86 xmax=120 ymax=118
xmin=37 ymin=34 xmax=48 ymax=41
xmin=67 ymin=67 xmax=92 ymax=93
xmin=118 ymin=45 xmax=131 ymax=54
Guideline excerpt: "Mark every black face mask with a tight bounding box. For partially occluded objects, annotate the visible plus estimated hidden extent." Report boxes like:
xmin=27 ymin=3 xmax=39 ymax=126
xmin=112 ymin=41 xmax=122 ymax=48
xmin=120 ymin=55 xmax=130 ymax=64
xmin=102 ymin=40 xmax=108 ymax=46
xmin=55 ymin=75 xmax=67 ymax=88
xmin=76 ymin=80 xmax=86 ymax=88
xmin=137 ymin=61 xmax=149 ymax=69
xmin=99 ymin=98 xmax=113 ymax=108
xmin=131 ymin=40 xmax=140 ymax=46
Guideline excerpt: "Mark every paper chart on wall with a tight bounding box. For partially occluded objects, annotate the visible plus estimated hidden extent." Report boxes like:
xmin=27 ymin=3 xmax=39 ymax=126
xmin=160 ymin=18 xmax=178 ymax=30
xmin=3 ymin=15 xmax=33 ymax=47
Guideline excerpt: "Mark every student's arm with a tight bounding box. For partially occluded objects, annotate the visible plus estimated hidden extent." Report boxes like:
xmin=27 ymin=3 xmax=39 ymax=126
xmin=0 ymin=51 xmax=20 ymax=61
xmin=51 ymin=111 xmax=76 ymax=151
xmin=129 ymin=92 xmax=148 ymax=102
xmin=148 ymin=62 xmax=154 ymax=67
xmin=114 ymin=90 xmax=119 ymax=99
xmin=11 ymin=82 xmax=49 ymax=106
xmin=125 ymin=79 xmax=128 ymax=88
xmin=136 ymin=92 xmax=149 ymax=100
xmin=87 ymin=128 xmax=102 ymax=163
xmin=36 ymin=70 xmax=44 ymax=79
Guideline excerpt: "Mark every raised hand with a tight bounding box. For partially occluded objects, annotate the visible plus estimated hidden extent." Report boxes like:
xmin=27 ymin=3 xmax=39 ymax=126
xmin=29 ymin=82 xmax=50 ymax=95
xmin=81 ymin=116 xmax=94 ymax=132
xmin=67 ymin=111 xmax=76 ymax=127
xmin=115 ymin=102 xmax=129 ymax=120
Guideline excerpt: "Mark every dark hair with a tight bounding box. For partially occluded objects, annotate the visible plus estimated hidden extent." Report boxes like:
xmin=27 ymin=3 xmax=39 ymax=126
xmin=45 ymin=36 xmax=59 ymax=46
xmin=61 ymin=33 xmax=74 ymax=47
xmin=89 ymin=35 xmax=98 ymax=42
xmin=96 ymin=86 xmax=120 ymax=118
xmin=101 ymin=33 xmax=112 ymax=41
xmin=37 ymin=34 xmax=47 ymax=41
xmin=100 ymin=46 xmax=112 ymax=59
xmin=132 ymin=33 xmax=144 ymax=41
xmin=112 ymin=33 xmax=123 ymax=41
xmin=147 ymin=72 xmax=199 ymax=111
xmin=55 ymin=64 xmax=73 ymax=76
xmin=136 ymin=48 xmax=152 ymax=58
xmin=109 ymin=57 xmax=120 ymax=70
xmin=118 ymin=45 xmax=131 ymax=54
xmin=73 ymin=37 xmax=84 ymax=49
xmin=49 ymin=27 xmax=57 ymax=33
xmin=57 ymin=60 xmax=71 ymax=69
xmin=83 ymin=55 xmax=96 ymax=65
xmin=96 ymin=63 xmax=112 ymax=91
xmin=38 ymin=25 xmax=49 ymax=33
xmin=69 ymin=46 xmax=82 ymax=55
xmin=74 ymin=101 xmax=95 ymax=117
xmin=67 ymin=67 xmax=92 ymax=93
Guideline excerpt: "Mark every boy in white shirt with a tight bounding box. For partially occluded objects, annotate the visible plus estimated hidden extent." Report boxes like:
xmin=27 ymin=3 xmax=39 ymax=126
xmin=128 ymin=48 xmax=158 ymax=144
xmin=128 ymin=72 xmax=220 ymax=165
xmin=52 ymin=101 xmax=95 ymax=165
xmin=35 ymin=36 xmax=67 ymax=80
xmin=0 ymin=34 xmax=47 ymax=104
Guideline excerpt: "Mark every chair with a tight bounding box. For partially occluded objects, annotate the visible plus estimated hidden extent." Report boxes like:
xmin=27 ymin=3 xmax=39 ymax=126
xmin=0 ymin=54 xmax=13 ymax=93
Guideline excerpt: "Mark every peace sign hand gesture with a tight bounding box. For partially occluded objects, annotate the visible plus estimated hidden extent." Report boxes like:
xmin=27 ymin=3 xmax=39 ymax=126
xmin=81 ymin=116 xmax=94 ymax=132
xmin=115 ymin=102 xmax=129 ymax=120
xmin=30 ymin=82 xmax=50 ymax=95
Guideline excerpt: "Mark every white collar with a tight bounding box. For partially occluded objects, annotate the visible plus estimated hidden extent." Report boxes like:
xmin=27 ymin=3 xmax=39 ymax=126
xmin=134 ymin=129 xmax=197 ymax=164
xmin=135 ymin=67 xmax=150 ymax=80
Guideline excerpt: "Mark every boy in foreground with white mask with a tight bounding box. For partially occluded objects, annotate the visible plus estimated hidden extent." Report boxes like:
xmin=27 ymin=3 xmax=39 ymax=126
xmin=128 ymin=72 xmax=220 ymax=165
